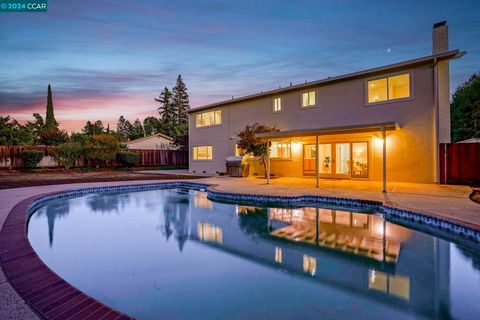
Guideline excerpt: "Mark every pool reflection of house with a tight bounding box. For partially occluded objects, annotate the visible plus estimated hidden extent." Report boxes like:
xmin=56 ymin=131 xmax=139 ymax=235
xmin=189 ymin=191 xmax=451 ymax=318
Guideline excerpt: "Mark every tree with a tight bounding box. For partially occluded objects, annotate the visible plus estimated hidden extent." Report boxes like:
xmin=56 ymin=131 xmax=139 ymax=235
xmin=53 ymin=143 xmax=84 ymax=169
xmin=24 ymin=113 xmax=45 ymax=143
xmin=82 ymin=120 xmax=105 ymax=136
xmin=45 ymin=84 xmax=58 ymax=130
xmin=117 ymin=116 xmax=133 ymax=141
xmin=0 ymin=116 xmax=34 ymax=145
xmin=451 ymin=72 xmax=480 ymax=142
xmin=143 ymin=116 xmax=161 ymax=136
xmin=155 ymin=87 xmax=176 ymax=136
xmin=236 ymin=123 xmax=278 ymax=177
xmin=132 ymin=118 xmax=145 ymax=140
xmin=38 ymin=129 xmax=68 ymax=146
xmin=172 ymin=75 xmax=190 ymax=127
xmin=84 ymin=134 xmax=120 ymax=162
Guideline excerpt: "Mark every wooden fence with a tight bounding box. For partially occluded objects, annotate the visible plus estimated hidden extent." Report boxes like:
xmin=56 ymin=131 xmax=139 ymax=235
xmin=440 ymin=143 xmax=480 ymax=185
xmin=0 ymin=146 xmax=188 ymax=169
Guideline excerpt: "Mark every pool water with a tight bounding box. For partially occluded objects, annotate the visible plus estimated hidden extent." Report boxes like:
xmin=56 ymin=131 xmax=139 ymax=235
xmin=27 ymin=188 xmax=480 ymax=320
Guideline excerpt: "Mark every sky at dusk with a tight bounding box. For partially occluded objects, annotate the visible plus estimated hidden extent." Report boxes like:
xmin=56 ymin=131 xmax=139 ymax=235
xmin=1 ymin=0 xmax=479 ymax=132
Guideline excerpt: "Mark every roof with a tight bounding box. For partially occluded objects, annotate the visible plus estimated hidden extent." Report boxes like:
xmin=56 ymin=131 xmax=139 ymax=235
xmin=257 ymin=122 xmax=399 ymax=139
xmin=126 ymin=133 xmax=174 ymax=144
xmin=456 ymin=138 xmax=480 ymax=143
xmin=189 ymin=49 xmax=465 ymax=114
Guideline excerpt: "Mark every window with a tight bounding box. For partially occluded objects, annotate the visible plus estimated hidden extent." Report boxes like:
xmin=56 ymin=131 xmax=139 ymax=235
xmin=352 ymin=142 xmax=368 ymax=178
xmin=193 ymin=145 xmax=212 ymax=160
xmin=270 ymin=140 xmax=291 ymax=158
xmin=388 ymin=74 xmax=410 ymax=100
xmin=273 ymin=97 xmax=282 ymax=112
xmin=367 ymin=73 xmax=410 ymax=103
xmin=195 ymin=110 xmax=222 ymax=127
xmin=302 ymin=91 xmax=316 ymax=107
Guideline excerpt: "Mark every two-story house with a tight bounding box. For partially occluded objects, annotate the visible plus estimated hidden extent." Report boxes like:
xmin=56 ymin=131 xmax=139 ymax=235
xmin=188 ymin=22 xmax=464 ymax=189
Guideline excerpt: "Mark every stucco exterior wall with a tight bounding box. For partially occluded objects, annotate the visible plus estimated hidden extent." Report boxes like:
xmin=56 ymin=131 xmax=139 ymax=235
xmin=189 ymin=64 xmax=438 ymax=183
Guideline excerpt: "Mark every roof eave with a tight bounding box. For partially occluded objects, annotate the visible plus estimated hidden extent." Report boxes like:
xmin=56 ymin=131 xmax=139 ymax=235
xmin=188 ymin=49 xmax=464 ymax=114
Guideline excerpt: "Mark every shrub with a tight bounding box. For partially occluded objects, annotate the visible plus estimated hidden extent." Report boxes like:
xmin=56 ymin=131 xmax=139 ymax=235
xmin=38 ymin=129 xmax=68 ymax=146
xmin=117 ymin=151 xmax=140 ymax=167
xmin=53 ymin=143 xmax=84 ymax=169
xmin=84 ymin=134 xmax=120 ymax=162
xmin=21 ymin=149 xmax=44 ymax=168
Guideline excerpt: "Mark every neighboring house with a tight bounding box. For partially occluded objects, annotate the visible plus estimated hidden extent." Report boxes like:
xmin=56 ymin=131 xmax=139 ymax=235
xmin=126 ymin=133 xmax=174 ymax=150
xmin=456 ymin=138 xmax=480 ymax=143
xmin=188 ymin=21 xmax=465 ymax=187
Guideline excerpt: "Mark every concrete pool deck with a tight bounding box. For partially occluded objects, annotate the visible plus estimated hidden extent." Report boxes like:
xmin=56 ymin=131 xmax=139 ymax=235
xmin=0 ymin=177 xmax=479 ymax=319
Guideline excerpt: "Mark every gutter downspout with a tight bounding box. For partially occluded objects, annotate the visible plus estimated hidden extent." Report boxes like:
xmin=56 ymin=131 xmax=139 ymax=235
xmin=433 ymin=58 xmax=440 ymax=184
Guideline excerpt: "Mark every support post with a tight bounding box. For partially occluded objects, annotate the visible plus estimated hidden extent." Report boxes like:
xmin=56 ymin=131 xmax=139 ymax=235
xmin=382 ymin=128 xmax=387 ymax=193
xmin=266 ymin=139 xmax=270 ymax=184
xmin=315 ymin=135 xmax=319 ymax=188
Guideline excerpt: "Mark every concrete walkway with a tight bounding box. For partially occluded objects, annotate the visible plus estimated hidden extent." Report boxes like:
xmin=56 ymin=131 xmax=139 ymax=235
xmin=0 ymin=177 xmax=479 ymax=319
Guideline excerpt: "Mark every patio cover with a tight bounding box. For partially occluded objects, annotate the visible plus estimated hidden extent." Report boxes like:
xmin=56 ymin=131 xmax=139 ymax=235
xmin=257 ymin=122 xmax=399 ymax=139
xmin=258 ymin=121 xmax=399 ymax=193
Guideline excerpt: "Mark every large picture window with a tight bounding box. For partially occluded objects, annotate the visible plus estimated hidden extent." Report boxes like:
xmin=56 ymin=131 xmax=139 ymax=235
xmin=270 ymin=140 xmax=291 ymax=158
xmin=367 ymin=73 xmax=410 ymax=104
xmin=193 ymin=145 xmax=213 ymax=160
xmin=195 ymin=110 xmax=222 ymax=127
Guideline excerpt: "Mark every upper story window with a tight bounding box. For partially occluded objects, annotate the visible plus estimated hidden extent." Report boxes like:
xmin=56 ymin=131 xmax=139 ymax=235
xmin=195 ymin=110 xmax=222 ymax=127
xmin=302 ymin=91 xmax=316 ymax=107
xmin=193 ymin=145 xmax=213 ymax=160
xmin=367 ymin=73 xmax=410 ymax=104
xmin=270 ymin=140 xmax=291 ymax=158
xmin=273 ymin=97 xmax=282 ymax=112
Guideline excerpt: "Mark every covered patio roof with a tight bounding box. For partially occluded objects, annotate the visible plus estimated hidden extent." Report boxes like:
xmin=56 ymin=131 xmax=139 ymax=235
xmin=257 ymin=122 xmax=399 ymax=140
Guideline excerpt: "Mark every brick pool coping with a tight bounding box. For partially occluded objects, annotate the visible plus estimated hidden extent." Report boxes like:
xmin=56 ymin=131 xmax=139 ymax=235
xmin=1 ymin=181 xmax=479 ymax=320
xmin=0 ymin=194 xmax=134 ymax=320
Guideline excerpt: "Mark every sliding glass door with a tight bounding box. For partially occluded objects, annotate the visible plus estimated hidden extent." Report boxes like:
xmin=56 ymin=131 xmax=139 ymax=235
xmin=303 ymin=141 xmax=369 ymax=178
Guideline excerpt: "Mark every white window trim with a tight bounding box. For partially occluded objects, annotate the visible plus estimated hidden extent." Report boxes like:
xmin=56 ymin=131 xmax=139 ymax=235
xmin=195 ymin=109 xmax=222 ymax=128
xmin=192 ymin=145 xmax=213 ymax=161
xmin=270 ymin=140 xmax=292 ymax=159
xmin=365 ymin=70 xmax=414 ymax=106
xmin=300 ymin=90 xmax=317 ymax=108
xmin=272 ymin=97 xmax=282 ymax=113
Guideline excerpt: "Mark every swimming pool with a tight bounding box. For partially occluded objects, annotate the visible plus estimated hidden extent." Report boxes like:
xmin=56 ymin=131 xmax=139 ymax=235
xmin=27 ymin=187 xmax=480 ymax=319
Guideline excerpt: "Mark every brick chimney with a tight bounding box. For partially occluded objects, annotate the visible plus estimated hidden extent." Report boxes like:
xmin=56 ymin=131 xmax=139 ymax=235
xmin=432 ymin=21 xmax=448 ymax=54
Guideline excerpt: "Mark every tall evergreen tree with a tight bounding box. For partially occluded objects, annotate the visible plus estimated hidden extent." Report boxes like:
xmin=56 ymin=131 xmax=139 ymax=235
xmin=172 ymin=75 xmax=190 ymax=127
xmin=132 ymin=118 xmax=145 ymax=139
xmin=45 ymin=84 xmax=57 ymax=130
xmin=117 ymin=115 xmax=134 ymax=141
xmin=155 ymin=87 xmax=176 ymax=136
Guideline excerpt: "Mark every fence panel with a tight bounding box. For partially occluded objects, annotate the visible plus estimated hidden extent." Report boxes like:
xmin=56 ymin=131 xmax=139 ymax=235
xmin=441 ymin=143 xmax=480 ymax=185
xmin=0 ymin=146 xmax=188 ymax=169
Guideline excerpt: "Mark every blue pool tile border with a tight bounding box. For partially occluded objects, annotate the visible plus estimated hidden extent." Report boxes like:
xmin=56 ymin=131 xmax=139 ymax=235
xmin=26 ymin=181 xmax=480 ymax=243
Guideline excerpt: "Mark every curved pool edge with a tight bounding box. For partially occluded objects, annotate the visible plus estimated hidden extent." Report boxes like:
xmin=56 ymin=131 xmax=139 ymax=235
xmin=1 ymin=180 xmax=479 ymax=320
xmin=0 ymin=194 xmax=135 ymax=320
